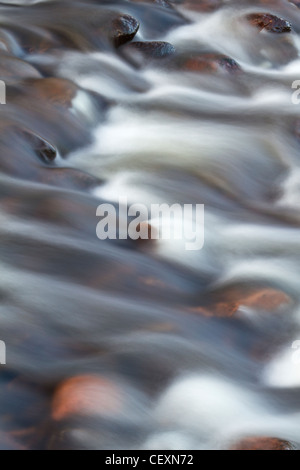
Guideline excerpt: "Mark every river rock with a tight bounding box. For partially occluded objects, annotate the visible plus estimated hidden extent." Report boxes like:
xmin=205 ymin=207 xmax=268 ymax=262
xmin=52 ymin=375 xmax=122 ymax=421
xmin=189 ymin=286 xmax=291 ymax=317
xmin=21 ymin=130 xmax=57 ymax=164
xmin=176 ymin=52 xmax=241 ymax=74
xmin=23 ymin=78 xmax=78 ymax=108
xmin=40 ymin=167 xmax=102 ymax=190
xmin=0 ymin=53 xmax=41 ymax=80
xmin=121 ymin=41 xmax=176 ymax=66
xmin=111 ymin=14 xmax=140 ymax=47
xmin=230 ymin=437 xmax=292 ymax=450
xmin=246 ymin=13 xmax=292 ymax=33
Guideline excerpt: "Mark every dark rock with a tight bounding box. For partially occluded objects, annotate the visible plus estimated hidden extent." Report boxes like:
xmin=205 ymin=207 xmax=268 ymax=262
xmin=246 ymin=13 xmax=292 ymax=33
xmin=114 ymin=2 xmax=188 ymax=39
xmin=124 ymin=41 xmax=175 ymax=58
xmin=217 ymin=57 xmax=241 ymax=73
xmin=22 ymin=131 xmax=57 ymax=164
xmin=111 ymin=14 xmax=140 ymax=47
xmin=121 ymin=40 xmax=176 ymax=66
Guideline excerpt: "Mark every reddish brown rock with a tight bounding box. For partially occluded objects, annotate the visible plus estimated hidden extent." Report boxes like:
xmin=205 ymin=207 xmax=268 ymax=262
xmin=241 ymin=288 xmax=291 ymax=311
xmin=189 ymin=302 xmax=239 ymax=318
xmin=23 ymin=78 xmax=78 ymax=108
xmin=52 ymin=375 xmax=122 ymax=421
xmin=180 ymin=53 xmax=241 ymax=74
xmin=189 ymin=286 xmax=291 ymax=317
xmin=246 ymin=13 xmax=292 ymax=33
xmin=230 ymin=437 xmax=292 ymax=450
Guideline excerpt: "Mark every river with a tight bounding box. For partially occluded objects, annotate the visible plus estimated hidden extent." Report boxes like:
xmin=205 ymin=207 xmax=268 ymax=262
xmin=0 ymin=0 xmax=300 ymax=450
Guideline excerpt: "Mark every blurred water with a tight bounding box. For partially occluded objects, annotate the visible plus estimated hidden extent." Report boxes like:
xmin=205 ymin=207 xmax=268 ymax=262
xmin=0 ymin=0 xmax=300 ymax=450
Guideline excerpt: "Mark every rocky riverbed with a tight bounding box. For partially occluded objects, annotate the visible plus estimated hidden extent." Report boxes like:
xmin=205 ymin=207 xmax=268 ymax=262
xmin=0 ymin=0 xmax=300 ymax=450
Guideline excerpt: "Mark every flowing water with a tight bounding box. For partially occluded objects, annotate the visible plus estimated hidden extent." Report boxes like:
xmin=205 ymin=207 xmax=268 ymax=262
xmin=1 ymin=0 xmax=300 ymax=450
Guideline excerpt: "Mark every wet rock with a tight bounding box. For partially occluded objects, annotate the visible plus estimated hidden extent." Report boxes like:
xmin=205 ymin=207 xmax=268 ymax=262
xmin=178 ymin=53 xmax=241 ymax=74
xmin=41 ymin=167 xmax=102 ymax=191
xmin=124 ymin=41 xmax=175 ymax=58
xmin=121 ymin=41 xmax=176 ymax=66
xmin=240 ymin=288 xmax=291 ymax=311
xmin=218 ymin=57 xmax=241 ymax=73
xmin=23 ymin=78 xmax=78 ymax=108
xmin=7 ymin=77 xmax=102 ymax=155
xmin=246 ymin=13 xmax=292 ymax=33
xmin=2 ymin=25 xmax=60 ymax=56
xmin=52 ymin=375 xmax=122 ymax=421
xmin=230 ymin=437 xmax=292 ymax=450
xmin=188 ymin=302 xmax=239 ymax=318
xmin=116 ymin=1 xmax=188 ymax=38
xmin=21 ymin=130 xmax=57 ymax=164
xmin=111 ymin=14 xmax=140 ymax=47
xmin=0 ymin=53 xmax=41 ymax=80
xmin=189 ymin=286 xmax=291 ymax=317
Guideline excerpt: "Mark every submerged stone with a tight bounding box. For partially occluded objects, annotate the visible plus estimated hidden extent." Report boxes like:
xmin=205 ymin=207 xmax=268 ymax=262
xmin=123 ymin=41 xmax=175 ymax=58
xmin=177 ymin=53 xmax=241 ymax=74
xmin=121 ymin=40 xmax=176 ymax=66
xmin=22 ymin=131 xmax=57 ymax=164
xmin=230 ymin=437 xmax=293 ymax=451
